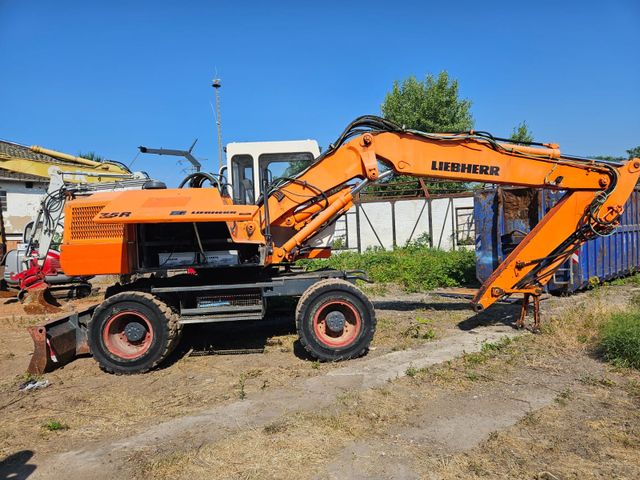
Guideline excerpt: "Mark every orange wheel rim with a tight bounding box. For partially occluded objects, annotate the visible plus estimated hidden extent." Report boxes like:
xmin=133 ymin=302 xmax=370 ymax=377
xmin=312 ymin=300 xmax=361 ymax=348
xmin=102 ymin=310 xmax=154 ymax=359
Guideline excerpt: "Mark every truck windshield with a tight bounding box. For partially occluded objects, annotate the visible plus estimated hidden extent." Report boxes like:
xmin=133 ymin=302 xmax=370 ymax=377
xmin=258 ymin=152 xmax=314 ymax=194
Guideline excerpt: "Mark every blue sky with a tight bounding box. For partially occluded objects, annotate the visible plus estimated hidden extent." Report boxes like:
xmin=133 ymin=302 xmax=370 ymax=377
xmin=1 ymin=0 xmax=638 ymax=186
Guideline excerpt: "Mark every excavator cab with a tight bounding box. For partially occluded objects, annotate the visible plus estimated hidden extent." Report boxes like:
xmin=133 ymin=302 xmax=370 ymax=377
xmin=225 ymin=140 xmax=320 ymax=205
xmin=223 ymin=140 xmax=338 ymax=251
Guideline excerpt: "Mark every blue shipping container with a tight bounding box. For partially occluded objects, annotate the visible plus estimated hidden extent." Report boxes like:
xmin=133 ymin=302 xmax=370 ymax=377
xmin=475 ymin=187 xmax=640 ymax=293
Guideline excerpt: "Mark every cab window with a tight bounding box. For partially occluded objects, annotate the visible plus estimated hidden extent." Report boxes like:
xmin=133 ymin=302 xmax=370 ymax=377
xmin=231 ymin=154 xmax=255 ymax=204
xmin=258 ymin=152 xmax=314 ymax=194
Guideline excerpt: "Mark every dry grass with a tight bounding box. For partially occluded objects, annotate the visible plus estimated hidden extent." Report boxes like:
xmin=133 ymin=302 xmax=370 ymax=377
xmin=412 ymin=374 xmax=640 ymax=479
xmin=264 ymin=333 xmax=298 ymax=354
xmin=406 ymin=286 xmax=640 ymax=479
xmin=372 ymin=305 xmax=467 ymax=352
xmin=541 ymin=285 xmax=630 ymax=352
xmin=5 ymin=284 xmax=640 ymax=477
xmin=0 ymin=347 xmax=336 ymax=459
xmin=137 ymin=384 xmax=426 ymax=480
xmin=139 ymin=340 xmax=524 ymax=480
xmin=139 ymin=285 xmax=640 ymax=480
xmin=137 ymin=426 xmax=339 ymax=480
xmin=360 ymin=282 xmax=390 ymax=297
xmin=0 ymin=291 xmax=467 ymax=460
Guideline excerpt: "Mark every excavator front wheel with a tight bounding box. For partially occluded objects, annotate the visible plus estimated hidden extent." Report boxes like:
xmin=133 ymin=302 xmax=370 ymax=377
xmin=88 ymin=291 xmax=182 ymax=374
xmin=296 ymin=279 xmax=376 ymax=362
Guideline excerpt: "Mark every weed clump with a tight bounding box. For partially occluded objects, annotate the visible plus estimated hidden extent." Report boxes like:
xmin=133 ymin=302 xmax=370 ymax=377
xmin=403 ymin=316 xmax=436 ymax=340
xmin=405 ymin=365 xmax=419 ymax=377
xmin=300 ymin=244 xmax=476 ymax=292
xmin=600 ymin=311 xmax=640 ymax=369
xmin=42 ymin=420 xmax=68 ymax=431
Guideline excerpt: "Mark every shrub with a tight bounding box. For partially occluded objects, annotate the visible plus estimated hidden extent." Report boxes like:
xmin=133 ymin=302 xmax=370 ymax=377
xmin=600 ymin=311 xmax=640 ymax=369
xmin=42 ymin=420 xmax=69 ymax=431
xmin=300 ymin=245 xmax=476 ymax=292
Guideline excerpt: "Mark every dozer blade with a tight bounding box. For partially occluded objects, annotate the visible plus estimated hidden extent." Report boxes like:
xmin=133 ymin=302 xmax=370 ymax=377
xmin=27 ymin=304 xmax=98 ymax=374
xmin=20 ymin=286 xmax=63 ymax=315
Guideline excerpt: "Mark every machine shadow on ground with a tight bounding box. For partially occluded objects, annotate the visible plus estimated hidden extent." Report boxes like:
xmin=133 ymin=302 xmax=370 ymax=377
xmin=158 ymin=296 xmax=522 ymax=369
xmin=164 ymin=310 xmax=299 ymax=367
xmin=373 ymin=298 xmax=521 ymax=330
xmin=457 ymin=302 xmax=521 ymax=330
xmin=0 ymin=450 xmax=36 ymax=480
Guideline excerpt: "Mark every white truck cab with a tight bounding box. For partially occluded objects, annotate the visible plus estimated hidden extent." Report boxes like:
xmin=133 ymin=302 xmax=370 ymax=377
xmin=224 ymin=140 xmax=320 ymax=205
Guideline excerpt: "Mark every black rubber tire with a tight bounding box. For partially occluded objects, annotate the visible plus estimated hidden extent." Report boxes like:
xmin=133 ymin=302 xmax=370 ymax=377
xmin=88 ymin=291 xmax=182 ymax=374
xmin=296 ymin=279 xmax=376 ymax=362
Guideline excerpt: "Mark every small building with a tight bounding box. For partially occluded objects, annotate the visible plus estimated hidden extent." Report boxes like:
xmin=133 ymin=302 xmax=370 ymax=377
xmin=0 ymin=141 xmax=56 ymax=251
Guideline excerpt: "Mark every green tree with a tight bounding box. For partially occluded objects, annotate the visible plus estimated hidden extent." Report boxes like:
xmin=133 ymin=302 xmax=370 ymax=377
xmin=593 ymin=154 xmax=626 ymax=162
xmin=381 ymin=71 xmax=474 ymax=132
xmin=379 ymin=71 xmax=473 ymax=195
xmin=282 ymin=160 xmax=309 ymax=178
xmin=77 ymin=151 xmax=105 ymax=162
xmin=627 ymin=146 xmax=640 ymax=159
xmin=592 ymin=146 xmax=639 ymax=163
xmin=510 ymin=121 xmax=534 ymax=144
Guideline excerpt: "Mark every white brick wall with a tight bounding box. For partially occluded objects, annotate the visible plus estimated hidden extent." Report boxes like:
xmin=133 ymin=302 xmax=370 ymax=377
xmin=0 ymin=180 xmax=48 ymax=241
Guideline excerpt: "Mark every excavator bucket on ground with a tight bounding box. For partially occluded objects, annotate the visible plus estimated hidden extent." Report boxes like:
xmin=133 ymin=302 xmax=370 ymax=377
xmin=27 ymin=305 xmax=96 ymax=374
xmin=20 ymin=286 xmax=63 ymax=315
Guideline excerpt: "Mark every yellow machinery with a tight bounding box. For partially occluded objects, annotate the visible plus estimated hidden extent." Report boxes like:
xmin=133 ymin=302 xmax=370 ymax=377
xmin=0 ymin=142 xmax=133 ymax=182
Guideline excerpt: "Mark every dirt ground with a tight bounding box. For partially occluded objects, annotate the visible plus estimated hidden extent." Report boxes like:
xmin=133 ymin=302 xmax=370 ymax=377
xmin=1 ymin=282 xmax=639 ymax=479
xmin=0 ymin=284 xmax=476 ymax=460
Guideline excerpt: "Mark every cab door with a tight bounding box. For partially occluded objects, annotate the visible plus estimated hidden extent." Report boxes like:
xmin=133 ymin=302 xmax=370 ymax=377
xmin=230 ymin=154 xmax=255 ymax=205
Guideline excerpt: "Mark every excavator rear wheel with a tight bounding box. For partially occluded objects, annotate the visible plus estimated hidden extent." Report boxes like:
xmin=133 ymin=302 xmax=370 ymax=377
xmin=88 ymin=291 xmax=182 ymax=374
xmin=296 ymin=279 xmax=376 ymax=362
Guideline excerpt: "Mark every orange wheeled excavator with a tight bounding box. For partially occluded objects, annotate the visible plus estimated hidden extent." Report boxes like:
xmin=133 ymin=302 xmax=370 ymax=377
xmin=27 ymin=116 xmax=640 ymax=374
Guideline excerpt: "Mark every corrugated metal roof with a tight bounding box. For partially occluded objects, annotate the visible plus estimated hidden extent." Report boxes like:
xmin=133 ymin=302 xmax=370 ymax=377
xmin=0 ymin=140 xmax=84 ymax=168
xmin=0 ymin=168 xmax=49 ymax=183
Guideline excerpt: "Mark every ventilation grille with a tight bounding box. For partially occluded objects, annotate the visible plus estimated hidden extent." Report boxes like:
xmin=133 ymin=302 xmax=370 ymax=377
xmin=69 ymin=205 xmax=125 ymax=240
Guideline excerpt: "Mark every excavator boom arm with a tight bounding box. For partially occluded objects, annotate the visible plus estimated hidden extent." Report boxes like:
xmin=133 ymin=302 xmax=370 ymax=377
xmin=88 ymin=116 xmax=639 ymax=315
xmin=255 ymin=117 xmax=640 ymax=312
